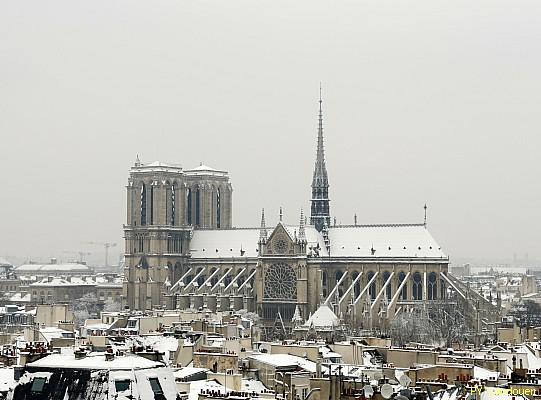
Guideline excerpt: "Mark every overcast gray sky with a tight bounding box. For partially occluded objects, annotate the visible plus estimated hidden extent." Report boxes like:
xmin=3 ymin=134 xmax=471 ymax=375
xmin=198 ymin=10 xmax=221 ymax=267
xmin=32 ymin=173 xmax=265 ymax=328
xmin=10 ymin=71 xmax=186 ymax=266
xmin=1 ymin=0 xmax=540 ymax=266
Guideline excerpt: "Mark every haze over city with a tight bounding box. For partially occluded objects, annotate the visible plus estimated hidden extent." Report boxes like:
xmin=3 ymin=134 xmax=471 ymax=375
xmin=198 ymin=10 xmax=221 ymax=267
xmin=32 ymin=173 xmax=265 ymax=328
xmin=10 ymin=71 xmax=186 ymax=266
xmin=1 ymin=0 xmax=540 ymax=265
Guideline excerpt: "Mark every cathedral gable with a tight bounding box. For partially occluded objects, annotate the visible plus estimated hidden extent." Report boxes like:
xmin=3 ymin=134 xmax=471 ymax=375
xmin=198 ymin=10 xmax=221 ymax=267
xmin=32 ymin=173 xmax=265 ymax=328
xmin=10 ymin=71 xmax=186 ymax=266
xmin=266 ymin=223 xmax=294 ymax=255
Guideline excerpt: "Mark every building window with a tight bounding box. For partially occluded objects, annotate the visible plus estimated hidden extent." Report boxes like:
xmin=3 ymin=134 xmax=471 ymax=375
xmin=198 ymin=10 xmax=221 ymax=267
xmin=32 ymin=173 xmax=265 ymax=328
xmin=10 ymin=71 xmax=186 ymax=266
xmin=187 ymin=188 xmax=192 ymax=225
xmin=150 ymin=185 xmax=154 ymax=224
xmin=141 ymin=184 xmax=147 ymax=225
xmin=31 ymin=377 xmax=47 ymax=393
xmin=115 ymin=379 xmax=131 ymax=393
xmin=216 ymin=188 xmax=221 ymax=228
xmin=149 ymin=377 xmax=163 ymax=395
xmin=367 ymin=272 xmax=376 ymax=300
xmin=382 ymin=271 xmax=392 ymax=301
xmin=171 ymin=185 xmax=176 ymax=225
xmin=428 ymin=272 xmax=437 ymax=300
xmin=398 ymin=272 xmax=407 ymax=300
xmin=195 ymin=188 xmax=201 ymax=226
xmin=413 ymin=272 xmax=422 ymax=300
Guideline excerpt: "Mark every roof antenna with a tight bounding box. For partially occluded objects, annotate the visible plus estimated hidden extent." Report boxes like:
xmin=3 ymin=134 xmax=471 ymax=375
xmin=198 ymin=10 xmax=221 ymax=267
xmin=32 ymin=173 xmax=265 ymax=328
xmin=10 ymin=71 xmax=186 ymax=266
xmin=424 ymin=203 xmax=428 ymax=228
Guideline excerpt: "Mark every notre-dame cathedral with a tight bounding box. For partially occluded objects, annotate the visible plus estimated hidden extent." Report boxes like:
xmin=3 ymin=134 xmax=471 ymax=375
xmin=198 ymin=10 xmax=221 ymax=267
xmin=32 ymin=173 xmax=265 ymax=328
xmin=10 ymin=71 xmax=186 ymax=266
xmin=122 ymin=95 xmax=459 ymax=331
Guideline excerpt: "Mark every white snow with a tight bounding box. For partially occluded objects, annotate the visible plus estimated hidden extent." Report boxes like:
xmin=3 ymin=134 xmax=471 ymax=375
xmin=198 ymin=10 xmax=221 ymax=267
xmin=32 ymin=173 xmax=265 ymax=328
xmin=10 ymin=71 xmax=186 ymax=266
xmin=0 ymin=368 xmax=15 ymax=393
xmin=304 ymin=304 xmax=339 ymax=329
xmin=327 ymin=224 xmax=446 ymax=259
xmin=249 ymin=353 xmax=316 ymax=373
xmin=27 ymin=352 xmax=162 ymax=370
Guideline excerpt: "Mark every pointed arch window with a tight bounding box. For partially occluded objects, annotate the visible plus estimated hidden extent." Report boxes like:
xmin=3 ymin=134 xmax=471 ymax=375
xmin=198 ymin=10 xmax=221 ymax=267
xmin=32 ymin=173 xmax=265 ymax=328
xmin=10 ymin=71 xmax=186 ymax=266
xmin=195 ymin=188 xmax=201 ymax=226
xmin=413 ymin=272 xmax=423 ymax=300
xmin=398 ymin=272 xmax=407 ymax=300
xmin=382 ymin=271 xmax=392 ymax=301
xmin=187 ymin=189 xmax=192 ymax=225
xmin=367 ymin=271 xmax=376 ymax=300
xmin=216 ymin=188 xmax=221 ymax=228
xmin=170 ymin=185 xmax=176 ymax=225
xmin=140 ymin=184 xmax=147 ymax=226
xmin=428 ymin=272 xmax=437 ymax=300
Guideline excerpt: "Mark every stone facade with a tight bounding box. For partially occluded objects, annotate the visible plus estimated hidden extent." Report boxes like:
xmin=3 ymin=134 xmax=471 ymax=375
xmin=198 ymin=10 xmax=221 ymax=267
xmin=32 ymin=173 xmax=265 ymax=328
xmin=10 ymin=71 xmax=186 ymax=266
xmin=123 ymin=161 xmax=233 ymax=310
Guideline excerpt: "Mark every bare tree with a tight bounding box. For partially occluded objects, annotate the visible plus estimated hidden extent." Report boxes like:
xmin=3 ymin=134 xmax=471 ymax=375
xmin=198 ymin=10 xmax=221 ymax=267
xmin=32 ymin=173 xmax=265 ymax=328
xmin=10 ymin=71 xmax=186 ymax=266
xmin=103 ymin=298 xmax=121 ymax=312
xmin=72 ymin=293 xmax=100 ymax=327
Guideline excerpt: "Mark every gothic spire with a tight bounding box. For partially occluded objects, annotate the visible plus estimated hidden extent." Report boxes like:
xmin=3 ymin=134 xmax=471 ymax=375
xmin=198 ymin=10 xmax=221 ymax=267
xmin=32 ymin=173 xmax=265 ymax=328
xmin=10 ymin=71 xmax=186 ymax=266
xmin=259 ymin=208 xmax=267 ymax=243
xmin=299 ymin=209 xmax=306 ymax=242
xmin=310 ymin=85 xmax=331 ymax=232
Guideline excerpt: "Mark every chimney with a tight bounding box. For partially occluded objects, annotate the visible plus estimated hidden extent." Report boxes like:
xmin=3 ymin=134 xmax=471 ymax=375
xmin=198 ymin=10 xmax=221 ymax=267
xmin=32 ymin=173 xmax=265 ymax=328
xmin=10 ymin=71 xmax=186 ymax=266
xmin=50 ymin=258 xmax=57 ymax=265
xmin=74 ymin=349 xmax=87 ymax=360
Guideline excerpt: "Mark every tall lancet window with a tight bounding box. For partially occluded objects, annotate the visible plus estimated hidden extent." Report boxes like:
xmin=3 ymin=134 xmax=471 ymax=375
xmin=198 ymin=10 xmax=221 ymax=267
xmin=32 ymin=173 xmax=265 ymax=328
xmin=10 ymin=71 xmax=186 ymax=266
xmin=170 ymin=185 xmax=176 ymax=225
xmin=150 ymin=185 xmax=154 ymax=225
xmin=187 ymin=189 xmax=192 ymax=225
xmin=216 ymin=188 xmax=221 ymax=228
xmin=412 ymin=272 xmax=423 ymax=300
xmin=195 ymin=188 xmax=201 ymax=226
xmin=140 ymin=184 xmax=147 ymax=226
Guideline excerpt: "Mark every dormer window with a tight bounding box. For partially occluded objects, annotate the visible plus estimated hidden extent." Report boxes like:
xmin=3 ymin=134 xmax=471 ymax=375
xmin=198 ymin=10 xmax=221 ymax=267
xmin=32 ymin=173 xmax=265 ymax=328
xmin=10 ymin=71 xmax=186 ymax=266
xmin=31 ymin=377 xmax=47 ymax=393
xmin=115 ymin=379 xmax=131 ymax=392
xmin=149 ymin=377 xmax=164 ymax=396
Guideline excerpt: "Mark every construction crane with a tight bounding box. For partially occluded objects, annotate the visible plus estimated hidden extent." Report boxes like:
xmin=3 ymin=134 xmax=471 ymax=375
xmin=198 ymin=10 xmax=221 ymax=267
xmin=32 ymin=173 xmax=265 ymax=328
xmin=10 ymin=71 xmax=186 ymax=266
xmin=86 ymin=242 xmax=117 ymax=267
xmin=62 ymin=251 xmax=91 ymax=264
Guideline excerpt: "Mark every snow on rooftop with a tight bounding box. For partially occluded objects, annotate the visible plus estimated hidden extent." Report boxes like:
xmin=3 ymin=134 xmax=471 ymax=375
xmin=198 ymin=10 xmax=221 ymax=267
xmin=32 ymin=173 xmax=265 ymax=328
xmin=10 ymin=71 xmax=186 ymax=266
xmin=304 ymin=304 xmax=339 ymax=329
xmin=28 ymin=352 xmax=162 ymax=370
xmin=242 ymin=378 xmax=267 ymax=393
xmin=473 ymin=366 xmax=499 ymax=381
xmin=186 ymin=379 xmax=227 ymax=400
xmin=190 ymin=229 xmax=260 ymax=258
xmin=30 ymin=276 xmax=96 ymax=287
xmin=190 ymin=224 xmax=445 ymax=260
xmin=9 ymin=293 xmax=31 ymax=302
xmin=174 ymin=367 xmax=209 ymax=380
xmin=15 ymin=263 xmax=92 ymax=272
xmin=327 ymin=224 xmax=446 ymax=259
xmin=0 ymin=368 xmax=15 ymax=394
xmin=0 ymin=257 xmax=13 ymax=267
xmin=249 ymin=353 xmax=316 ymax=373
xmin=185 ymin=164 xmax=228 ymax=177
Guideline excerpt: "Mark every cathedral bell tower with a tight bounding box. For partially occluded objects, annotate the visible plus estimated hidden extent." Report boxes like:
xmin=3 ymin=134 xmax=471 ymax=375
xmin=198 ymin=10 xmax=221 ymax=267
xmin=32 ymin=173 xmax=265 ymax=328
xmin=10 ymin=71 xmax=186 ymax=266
xmin=310 ymin=88 xmax=331 ymax=232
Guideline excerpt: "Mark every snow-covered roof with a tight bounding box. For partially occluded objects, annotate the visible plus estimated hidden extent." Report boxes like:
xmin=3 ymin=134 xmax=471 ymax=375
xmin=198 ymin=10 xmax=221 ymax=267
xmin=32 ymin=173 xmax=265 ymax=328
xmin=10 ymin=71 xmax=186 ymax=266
xmin=0 ymin=257 xmax=13 ymax=267
xmin=174 ymin=367 xmax=209 ymax=380
xmin=40 ymin=327 xmax=74 ymax=342
xmin=186 ymin=379 xmax=226 ymax=400
xmin=30 ymin=277 xmax=96 ymax=287
xmin=131 ymin=161 xmax=183 ymax=173
xmin=242 ymin=378 xmax=267 ymax=393
xmin=473 ymin=366 xmax=499 ymax=380
xmin=0 ymin=368 xmax=15 ymax=394
xmin=190 ymin=228 xmax=260 ymax=258
xmin=15 ymin=263 xmax=92 ymax=272
xmin=9 ymin=293 xmax=31 ymax=302
xmin=190 ymin=224 xmax=446 ymax=261
xmin=109 ymin=367 xmax=178 ymax=400
xmin=184 ymin=164 xmax=228 ymax=177
xmin=28 ymin=352 xmax=163 ymax=370
xmin=249 ymin=353 xmax=317 ymax=372
xmin=327 ymin=224 xmax=446 ymax=259
xmin=304 ymin=304 xmax=339 ymax=329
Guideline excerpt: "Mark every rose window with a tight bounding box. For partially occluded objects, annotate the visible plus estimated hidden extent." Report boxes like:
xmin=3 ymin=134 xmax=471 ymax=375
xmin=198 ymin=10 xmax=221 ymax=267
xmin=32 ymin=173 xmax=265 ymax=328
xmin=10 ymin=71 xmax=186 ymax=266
xmin=264 ymin=263 xmax=297 ymax=300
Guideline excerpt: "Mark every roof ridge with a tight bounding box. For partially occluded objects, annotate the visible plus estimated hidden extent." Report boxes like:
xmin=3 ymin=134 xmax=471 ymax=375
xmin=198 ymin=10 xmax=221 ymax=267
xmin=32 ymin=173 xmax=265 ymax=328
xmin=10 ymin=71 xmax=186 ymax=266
xmin=332 ymin=223 xmax=425 ymax=228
